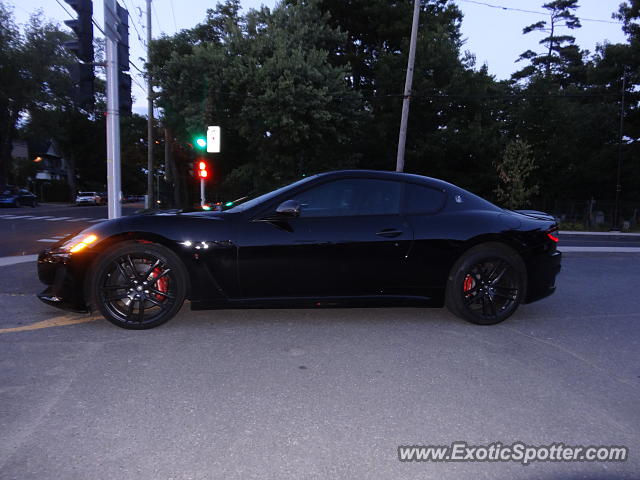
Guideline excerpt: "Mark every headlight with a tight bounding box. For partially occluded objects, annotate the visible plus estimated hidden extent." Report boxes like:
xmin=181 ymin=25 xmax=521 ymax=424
xmin=61 ymin=233 xmax=98 ymax=253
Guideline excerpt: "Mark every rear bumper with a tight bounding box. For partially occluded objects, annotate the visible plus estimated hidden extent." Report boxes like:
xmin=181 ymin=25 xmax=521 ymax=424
xmin=37 ymin=250 xmax=90 ymax=312
xmin=524 ymin=250 xmax=561 ymax=303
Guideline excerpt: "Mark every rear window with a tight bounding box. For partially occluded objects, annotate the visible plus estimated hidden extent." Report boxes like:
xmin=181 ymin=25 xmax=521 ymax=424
xmin=78 ymin=192 xmax=95 ymax=196
xmin=404 ymin=183 xmax=445 ymax=214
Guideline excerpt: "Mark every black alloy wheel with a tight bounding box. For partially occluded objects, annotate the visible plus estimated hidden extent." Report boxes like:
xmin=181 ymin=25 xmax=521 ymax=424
xmin=90 ymin=242 xmax=187 ymax=329
xmin=446 ymin=243 xmax=526 ymax=325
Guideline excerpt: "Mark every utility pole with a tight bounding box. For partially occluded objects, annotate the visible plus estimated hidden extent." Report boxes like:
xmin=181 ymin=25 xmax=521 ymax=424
xmin=104 ymin=0 xmax=121 ymax=219
xmin=146 ymin=0 xmax=154 ymax=209
xmin=396 ymin=0 xmax=420 ymax=173
xmin=613 ymin=69 xmax=626 ymax=231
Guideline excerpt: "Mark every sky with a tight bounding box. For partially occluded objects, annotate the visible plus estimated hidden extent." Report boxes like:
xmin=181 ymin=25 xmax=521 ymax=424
xmin=7 ymin=0 xmax=628 ymax=115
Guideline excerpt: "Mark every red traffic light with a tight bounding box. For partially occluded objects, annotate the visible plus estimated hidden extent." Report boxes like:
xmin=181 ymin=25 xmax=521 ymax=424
xmin=197 ymin=160 xmax=209 ymax=179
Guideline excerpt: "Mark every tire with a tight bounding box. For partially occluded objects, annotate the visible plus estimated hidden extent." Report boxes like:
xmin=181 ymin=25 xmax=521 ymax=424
xmin=89 ymin=241 xmax=188 ymax=329
xmin=14 ymin=199 xmax=20 ymax=208
xmin=31 ymin=200 xmax=37 ymax=207
xmin=445 ymin=242 xmax=526 ymax=325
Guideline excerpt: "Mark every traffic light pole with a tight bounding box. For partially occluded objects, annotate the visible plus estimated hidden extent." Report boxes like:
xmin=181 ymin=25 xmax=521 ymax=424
xmin=105 ymin=0 xmax=122 ymax=219
xmin=200 ymin=178 xmax=206 ymax=207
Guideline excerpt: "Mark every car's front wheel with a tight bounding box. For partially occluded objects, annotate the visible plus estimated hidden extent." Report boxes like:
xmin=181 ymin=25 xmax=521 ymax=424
xmin=89 ymin=241 xmax=188 ymax=329
xmin=445 ymin=243 xmax=526 ymax=325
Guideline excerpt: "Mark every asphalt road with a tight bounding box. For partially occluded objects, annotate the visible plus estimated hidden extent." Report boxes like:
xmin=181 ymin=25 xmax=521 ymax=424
xmin=0 ymin=253 xmax=638 ymax=479
xmin=0 ymin=203 xmax=142 ymax=257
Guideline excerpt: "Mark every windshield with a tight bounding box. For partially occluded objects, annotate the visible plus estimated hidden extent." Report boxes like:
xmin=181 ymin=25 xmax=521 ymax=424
xmin=78 ymin=192 xmax=95 ymax=196
xmin=225 ymin=175 xmax=318 ymax=213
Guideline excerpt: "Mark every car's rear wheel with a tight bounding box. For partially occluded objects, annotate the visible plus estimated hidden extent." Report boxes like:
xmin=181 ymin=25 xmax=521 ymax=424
xmin=446 ymin=243 xmax=526 ymax=325
xmin=89 ymin=242 xmax=187 ymax=329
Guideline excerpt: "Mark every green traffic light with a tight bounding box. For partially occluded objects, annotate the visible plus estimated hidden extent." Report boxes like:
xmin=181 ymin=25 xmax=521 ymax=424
xmin=195 ymin=137 xmax=207 ymax=149
xmin=225 ymin=201 xmax=234 ymax=207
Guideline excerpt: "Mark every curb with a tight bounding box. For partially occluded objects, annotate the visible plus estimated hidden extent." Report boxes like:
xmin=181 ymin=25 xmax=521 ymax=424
xmin=560 ymin=247 xmax=640 ymax=253
xmin=0 ymin=255 xmax=39 ymax=267
xmin=560 ymin=231 xmax=640 ymax=237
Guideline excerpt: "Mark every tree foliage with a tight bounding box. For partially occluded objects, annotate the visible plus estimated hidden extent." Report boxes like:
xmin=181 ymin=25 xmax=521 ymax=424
xmin=494 ymin=139 xmax=539 ymax=209
xmin=3 ymin=0 xmax=640 ymax=215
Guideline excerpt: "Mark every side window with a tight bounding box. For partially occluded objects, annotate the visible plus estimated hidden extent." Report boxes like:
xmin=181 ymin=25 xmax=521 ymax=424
xmin=290 ymin=179 xmax=402 ymax=217
xmin=404 ymin=183 xmax=445 ymax=214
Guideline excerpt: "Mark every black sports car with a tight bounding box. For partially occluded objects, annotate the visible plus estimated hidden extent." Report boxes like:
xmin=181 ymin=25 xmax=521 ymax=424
xmin=37 ymin=170 xmax=561 ymax=329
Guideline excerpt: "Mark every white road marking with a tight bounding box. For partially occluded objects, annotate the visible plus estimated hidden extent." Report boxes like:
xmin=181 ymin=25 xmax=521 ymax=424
xmin=65 ymin=217 xmax=92 ymax=222
xmin=561 ymin=247 xmax=640 ymax=253
xmin=45 ymin=217 xmax=72 ymax=221
xmin=26 ymin=216 xmax=53 ymax=220
xmin=52 ymin=235 xmax=66 ymax=239
xmin=0 ymin=254 xmax=39 ymax=266
xmin=37 ymin=239 xmax=59 ymax=243
xmin=0 ymin=215 xmax=24 ymax=219
xmin=88 ymin=218 xmax=107 ymax=223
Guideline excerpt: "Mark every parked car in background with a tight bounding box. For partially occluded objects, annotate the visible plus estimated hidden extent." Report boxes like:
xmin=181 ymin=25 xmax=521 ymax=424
xmin=0 ymin=186 xmax=38 ymax=207
xmin=75 ymin=192 xmax=101 ymax=206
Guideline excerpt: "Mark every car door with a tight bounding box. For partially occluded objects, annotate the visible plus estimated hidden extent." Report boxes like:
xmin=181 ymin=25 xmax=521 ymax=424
xmin=236 ymin=178 xmax=413 ymax=298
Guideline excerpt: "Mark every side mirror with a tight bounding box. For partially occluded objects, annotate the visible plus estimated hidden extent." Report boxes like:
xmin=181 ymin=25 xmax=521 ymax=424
xmin=275 ymin=199 xmax=301 ymax=218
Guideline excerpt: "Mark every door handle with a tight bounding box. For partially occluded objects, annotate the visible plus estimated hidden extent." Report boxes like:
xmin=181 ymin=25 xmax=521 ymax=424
xmin=376 ymin=228 xmax=402 ymax=238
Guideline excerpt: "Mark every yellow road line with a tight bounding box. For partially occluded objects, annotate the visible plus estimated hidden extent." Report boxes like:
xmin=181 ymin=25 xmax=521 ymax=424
xmin=0 ymin=315 xmax=96 ymax=334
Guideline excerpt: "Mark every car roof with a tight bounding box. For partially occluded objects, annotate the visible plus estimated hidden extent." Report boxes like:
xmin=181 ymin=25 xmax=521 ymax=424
xmin=314 ymin=169 xmax=457 ymax=191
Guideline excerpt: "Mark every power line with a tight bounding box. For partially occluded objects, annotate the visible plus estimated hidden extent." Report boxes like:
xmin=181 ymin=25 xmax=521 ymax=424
xmin=54 ymin=0 xmax=73 ymax=18
xmin=457 ymin=0 xmax=623 ymax=25
xmin=169 ymin=0 xmax=179 ymax=34
xmin=121 ymin=0 xmax=147 ymax=48
xmin=151 ymin=2 xmax=163 ymax=35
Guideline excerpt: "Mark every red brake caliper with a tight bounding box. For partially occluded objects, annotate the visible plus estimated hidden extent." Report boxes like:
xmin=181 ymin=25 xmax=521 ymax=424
xmin=463 ymin=274 xmax=475 ymax=295
xmin=151 ymin=267 xmax=169 ymax=301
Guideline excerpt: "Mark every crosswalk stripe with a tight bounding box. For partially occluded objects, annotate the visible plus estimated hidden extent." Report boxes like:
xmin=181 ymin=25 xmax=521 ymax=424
xmin=37 ymin=239 xmax=59 ymax=243
xmin=52 ymin=235 xmax=66 ymax=239
xmin=45 ymin=217 xmax=72 ymax=221
xmin=65 ymin=217 xmax=92 ymax=222
xmin=88 ymin=218 xmax=107 ymax=223
xmin=26 ymin=216 xmax=53 ymax=220
xmin=0 ymin=215 xmax=24 ymax=219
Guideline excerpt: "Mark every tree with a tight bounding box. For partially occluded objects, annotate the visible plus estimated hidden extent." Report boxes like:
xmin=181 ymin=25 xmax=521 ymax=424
xmin=512 ymin=0 xmax=585 ymax=86
xmin=494 ymin=139 xmax=539 ymax=209
xmin=150 ymin=0 xmax=363 ymax=202
xmin=0 ymin=2 xmax=25 ymax=184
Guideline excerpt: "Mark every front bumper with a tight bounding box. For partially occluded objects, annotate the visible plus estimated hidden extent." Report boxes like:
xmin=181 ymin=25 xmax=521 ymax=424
xmin=524 ymin=250 xmax=562 ymax=303
xmin=37 ymin=249 xmax=90 ymax=312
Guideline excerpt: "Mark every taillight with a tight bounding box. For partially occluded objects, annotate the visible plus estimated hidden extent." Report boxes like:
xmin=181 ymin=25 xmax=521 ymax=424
xmin=546 ymin=228 xmax=559 ymax=243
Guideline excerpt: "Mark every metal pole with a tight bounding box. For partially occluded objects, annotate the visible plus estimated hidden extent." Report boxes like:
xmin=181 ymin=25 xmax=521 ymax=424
xmin=396 ymin=0 xmax=420 ymax=173
xmin=200 ymin=177 xmax=205 ymax=207
xmin=146 ymin=0 xmax=154 ymax=209
xmin=613 ymin=70 xmax=626 ymax=231
xmin=105 ymin=0 xmax=121 ymax=219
